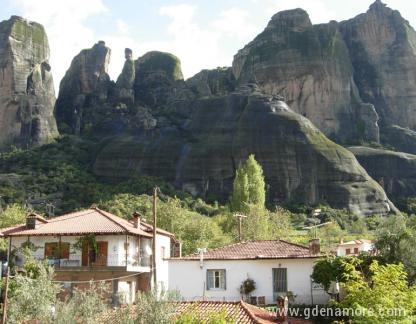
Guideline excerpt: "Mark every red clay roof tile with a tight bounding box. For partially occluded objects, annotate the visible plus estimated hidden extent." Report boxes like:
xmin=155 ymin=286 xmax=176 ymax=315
xmin=1 ymin=208 xmax=153 ymax=237
xmin=173 ymin=240 xmax=320 ymax=260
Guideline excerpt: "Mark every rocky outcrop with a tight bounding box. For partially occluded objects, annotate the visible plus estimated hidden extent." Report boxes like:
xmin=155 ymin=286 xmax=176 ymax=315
xmin=93 ymin=86 xmax=392 ymax=216
xmin=134 ymin=51 xmax=184 ymax=106
xmin=0 ymin=16 xmax=58 ymax=149
xmin=340 ymin=1 xmax=416 ymax=135
xmin=186 ymin=67 xmax=236 ymax=97
xmin=232 ymin=9 xmax=380 ymax=144
xmin=349 ymin=146 xmax=416 ymax=198
xmin=115 ymin=48 xmax=135 ymax=105
xmin=55 ymin=40 xmax=112 ymax=135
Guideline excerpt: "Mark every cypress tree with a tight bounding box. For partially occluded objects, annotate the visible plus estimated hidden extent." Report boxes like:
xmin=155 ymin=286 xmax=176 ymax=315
xmin=231 ymin=154 xmax=265 ymax=212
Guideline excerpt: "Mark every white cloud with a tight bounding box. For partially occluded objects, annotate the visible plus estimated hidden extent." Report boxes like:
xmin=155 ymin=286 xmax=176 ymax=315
xmin=263 ymin=0 xmax=337 ymax=24
xmin=9 ymin=0 xmax=107 ymax=93
xmin=155 ymin=4 xmax=224 ymax=79
xmin=212 ymin=8 xmax=258 ymax=40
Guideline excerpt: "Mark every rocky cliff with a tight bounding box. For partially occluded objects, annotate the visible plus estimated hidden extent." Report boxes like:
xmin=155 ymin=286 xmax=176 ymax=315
xmin=349 ymin=146 xmax=416 ymax=199
xmin=233 ymin=1 xmax=416 ymax=151
xmin=53 ymin=2 xmax=416 ymax=215
xmin=0 ymin=16 xmax=58 ymax=149
xmin=232 ymin=9 xmax=379 ymax=144
xmin=340 ymin=0 xmax=416 ymax=140
xmin=89 ymin=75 xmax=392 ymax=215
xmin=55 ymin=41 xmax=112 ymax=135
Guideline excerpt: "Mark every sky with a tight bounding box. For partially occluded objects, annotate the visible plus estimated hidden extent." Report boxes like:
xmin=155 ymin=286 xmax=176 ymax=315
xmin=1 ymin=0 xmax=416 ymax=93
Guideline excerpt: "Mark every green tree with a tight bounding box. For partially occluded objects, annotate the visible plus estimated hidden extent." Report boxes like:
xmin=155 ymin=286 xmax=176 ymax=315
xmin=337 ymin=261 xmax=416 ymax=323
xmin=231 ymin=154 xmax=265 ymax=213
xmin=7 ymin=259 xmax=60 ymax=323
xmin=375 ymin=214 xmax=416 ymax=283
xmin=0 ymin=203 xmax=27 ymax=227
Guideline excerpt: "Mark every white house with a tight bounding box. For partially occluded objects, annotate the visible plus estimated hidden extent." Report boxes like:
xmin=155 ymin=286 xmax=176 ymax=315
xmin=168 ymin=239 xmax=328 ymax=305
xmin=336 ymin=239 xmax=373 ymax=256
xmin=1 ymin=207 xmax=176 ymax=304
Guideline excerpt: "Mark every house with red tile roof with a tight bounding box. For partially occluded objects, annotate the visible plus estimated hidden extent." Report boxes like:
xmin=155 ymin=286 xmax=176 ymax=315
xmin=336 ymin=239 xmax=374 ymax=256
xmin=0 ymin=207 xmax=177 ymax=304
xmin=169 ymin=239 xmax=329 ymax=305
xmin=99 ymin=300 xmax=312 ymax=323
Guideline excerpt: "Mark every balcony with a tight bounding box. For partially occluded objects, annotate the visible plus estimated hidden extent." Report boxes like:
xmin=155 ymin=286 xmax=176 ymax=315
xmin=47 ymin=254 xmax=151 ymax=272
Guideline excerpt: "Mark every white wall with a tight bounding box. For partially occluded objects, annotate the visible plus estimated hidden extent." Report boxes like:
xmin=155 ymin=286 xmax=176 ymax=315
xmin=337 ymin=242 xmax=373 ymax=256
xmin=169 ymin=258 xmax=328 ymax=305
xmin=155 ymin=234 xmax=171 ymax=291
xmin=9 ymin=234 xmax=148 ymax=268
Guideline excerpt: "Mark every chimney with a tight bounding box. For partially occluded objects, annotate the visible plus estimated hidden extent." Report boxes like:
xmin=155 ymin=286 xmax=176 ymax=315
xmin=132 ymin=211 xmax=142 ymax=229
xmin=26 ymin=213 xmax=46 ymax=229
xmin=309 ymin=238 xmax=320 ymax=255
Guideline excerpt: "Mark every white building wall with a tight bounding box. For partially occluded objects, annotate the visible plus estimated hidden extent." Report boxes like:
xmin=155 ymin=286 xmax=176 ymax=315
xmin=169 ymin=258 xmax=328 ymax=305
xmin=155 ymin=234 xmax=171 ymax=291
xmin=9 ymin=234 xmax=146 ymax=268
xmin=336 ymin=242 xmax=373 ymax=256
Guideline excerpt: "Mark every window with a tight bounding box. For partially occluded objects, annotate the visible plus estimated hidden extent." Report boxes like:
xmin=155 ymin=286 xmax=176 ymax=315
xmin=346 ymin=248 xmax=351 ymax=255
xmin=44 ymin=242 xmax=70 ymax=259
xmin=272 ymin=268 xmax=287 ymax=293
xmin=354 ymin=247 xmax=359 ymax=254
xmin=207 ymin=269 xmax=226 ymax=290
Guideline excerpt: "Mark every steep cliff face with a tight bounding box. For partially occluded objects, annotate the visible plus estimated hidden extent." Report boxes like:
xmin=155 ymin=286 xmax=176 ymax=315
xmin=232 ymin=9 xmax=379 ymax=144
xmin=340 ymin=1 xmax=416 ymax=136
xmin=0 ymin=16 xmax=58 ymax=149
xmin=349 ymin=146 xmax=416 ymax=198
xmin=93 ymin=86 xmax=392 ymax=216
xmin=55 ymin=41 xmax=112 ymax=135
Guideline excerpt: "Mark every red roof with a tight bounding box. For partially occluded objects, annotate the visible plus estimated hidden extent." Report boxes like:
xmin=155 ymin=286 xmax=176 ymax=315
xmin=172 ymin=240 xmax=320 ymax=260
xmin=1 ymin=208 xmax=154 ymax=237
xmin=99 ymin=300 xmax=312 ymax=324
xmin=175 ymin=300 xmax=277 ymax=323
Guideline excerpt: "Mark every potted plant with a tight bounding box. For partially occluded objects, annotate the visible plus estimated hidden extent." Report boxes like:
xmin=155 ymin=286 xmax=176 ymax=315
xmin=240 ymin=278 xmax=256 ymax=302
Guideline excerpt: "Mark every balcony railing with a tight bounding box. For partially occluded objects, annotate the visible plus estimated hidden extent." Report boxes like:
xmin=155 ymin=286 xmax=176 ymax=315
xmin=47 ymin=254 xmax=151 ymax=269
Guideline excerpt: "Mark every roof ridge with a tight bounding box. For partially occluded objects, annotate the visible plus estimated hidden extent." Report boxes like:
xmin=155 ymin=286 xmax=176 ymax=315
xmin=92 ymin=207 xmax=131 ymax=233
xmin=186 ymin=240 xmax=250 ymax=257
xmin=239 ymin=300 xmax=262 ymax=324
xmin=277 ymin=239 xmax=310 ymax=250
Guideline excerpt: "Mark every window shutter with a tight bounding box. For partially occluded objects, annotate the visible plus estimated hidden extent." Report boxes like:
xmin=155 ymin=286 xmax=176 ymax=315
xmin=221 ymin=270 xmax=226 ymax=289
xmin=207 ymin=270 xmax=213 ymax=290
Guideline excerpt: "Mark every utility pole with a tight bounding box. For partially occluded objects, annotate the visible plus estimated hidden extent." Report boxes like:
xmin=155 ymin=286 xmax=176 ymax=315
xmin=233 ymin=213 xmax=247 ymax=242
xmin=152 ymin=187 xmax=159 ymax=290
xmin=312 ymin=209 xmax=321 ymax=239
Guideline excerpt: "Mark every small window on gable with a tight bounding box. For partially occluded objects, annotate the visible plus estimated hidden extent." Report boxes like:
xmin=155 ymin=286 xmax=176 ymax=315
xmin=206 ymin=269 xmax=226 ymax=290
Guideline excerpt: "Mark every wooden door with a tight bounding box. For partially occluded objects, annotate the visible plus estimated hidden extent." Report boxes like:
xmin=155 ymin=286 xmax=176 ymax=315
xmin=81 ymin=242 xmax=89 ymax=266
xmin=94 ymin=241 xmax=108 ymax=266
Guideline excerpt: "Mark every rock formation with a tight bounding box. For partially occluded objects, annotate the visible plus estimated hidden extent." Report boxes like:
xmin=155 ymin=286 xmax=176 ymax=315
xmin=115 ymin=48 xmax=135 ymax=105
xmin=0 ymin=16 xmax=58 ymax=149
xmin=55 ymin=40 xmax=112 ymax=135
xmin=340 ymin=0 xmax=416 ymax=140
xmin=232 ymin=9 xmax=380 ymax=144
xmin=92 ymin=84 xmax=392 ymax=216
xmin=349 ymin=146 xmax=416 ymax=199
xmin=56 ymin=2 xmax=416 ymax=215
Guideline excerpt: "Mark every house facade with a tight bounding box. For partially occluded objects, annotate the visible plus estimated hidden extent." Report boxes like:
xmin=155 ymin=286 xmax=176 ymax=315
xmin=1 ymin=207 xmax=175 ymax=304
xmin=336 ymin=239 xmax=373 ymax=256
xmin=169 ymin=240 xmax=328 ymax=305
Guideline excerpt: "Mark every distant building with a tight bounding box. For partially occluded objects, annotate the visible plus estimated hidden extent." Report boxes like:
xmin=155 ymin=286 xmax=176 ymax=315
xmin=336 ymin=239 xmax=373 ymax=256
xmin=0 ymin=207 xmax=177 ymax=304
xmin=169 ymin=239 xmax=329 ymax=305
